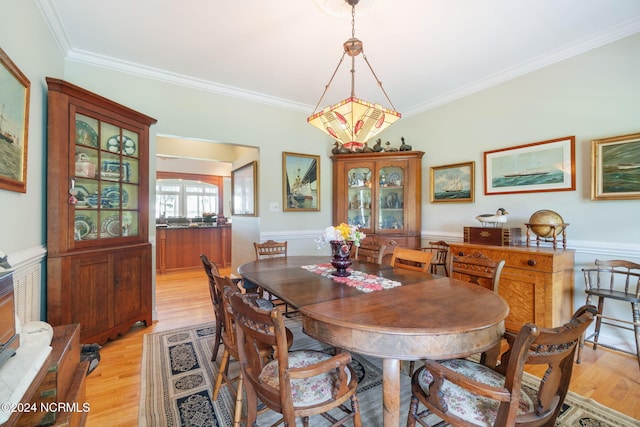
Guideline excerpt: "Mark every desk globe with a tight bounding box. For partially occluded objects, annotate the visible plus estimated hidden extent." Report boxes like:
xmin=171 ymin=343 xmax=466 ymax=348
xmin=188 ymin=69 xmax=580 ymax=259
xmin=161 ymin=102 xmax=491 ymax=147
xmin=525 ymin=209 xmax=569 ymax=249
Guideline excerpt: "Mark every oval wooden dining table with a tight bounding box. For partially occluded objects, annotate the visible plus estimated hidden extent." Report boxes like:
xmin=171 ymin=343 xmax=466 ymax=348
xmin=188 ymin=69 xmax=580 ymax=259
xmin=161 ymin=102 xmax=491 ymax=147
xmin=238 ymin=255 xmax=509 ymax=427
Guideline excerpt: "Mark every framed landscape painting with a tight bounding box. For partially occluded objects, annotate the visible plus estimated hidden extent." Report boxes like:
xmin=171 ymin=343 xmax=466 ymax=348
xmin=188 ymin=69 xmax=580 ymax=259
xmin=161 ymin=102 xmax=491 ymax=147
xmin=283 ymin=152 xmax=320 ymax=212
xmin=483 ymin=136 xmax=575 ymax=195
xmin=591 ymin=132 xmax=640 ymax=200
xmin=231 ymin=161 xmax=257 ymax=216
xmin=0 ymin=47 xmax=30 ymax=193
xmin=430 ymin=161 xmax=475 ymax=203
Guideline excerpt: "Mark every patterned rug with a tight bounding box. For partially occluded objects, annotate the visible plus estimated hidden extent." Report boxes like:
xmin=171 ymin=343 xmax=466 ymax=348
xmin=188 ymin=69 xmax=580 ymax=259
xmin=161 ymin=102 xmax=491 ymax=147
xmin=139 ymin=320 xmax=638 ymax=426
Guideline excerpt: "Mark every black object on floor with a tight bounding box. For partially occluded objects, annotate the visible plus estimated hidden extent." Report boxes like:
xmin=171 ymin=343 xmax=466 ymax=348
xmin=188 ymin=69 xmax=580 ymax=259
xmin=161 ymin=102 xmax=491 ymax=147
xmin=80 ymin=343 xmax=101 ymax=375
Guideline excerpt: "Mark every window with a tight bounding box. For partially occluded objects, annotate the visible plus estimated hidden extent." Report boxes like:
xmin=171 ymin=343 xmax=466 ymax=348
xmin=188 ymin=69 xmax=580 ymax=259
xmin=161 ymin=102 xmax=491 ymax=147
xmin=156 ymin=179 xmax=218 ymax=219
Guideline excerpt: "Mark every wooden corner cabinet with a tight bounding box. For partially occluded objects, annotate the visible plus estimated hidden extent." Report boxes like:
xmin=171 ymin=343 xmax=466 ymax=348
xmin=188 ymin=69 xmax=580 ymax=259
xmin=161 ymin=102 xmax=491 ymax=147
xmin=332 ymin=151 xmax=424 ymax=257
xmin=46 ymin=78 xmax=157 ymax=345
xmin=448 ymin=243 xmax=575 ymax=332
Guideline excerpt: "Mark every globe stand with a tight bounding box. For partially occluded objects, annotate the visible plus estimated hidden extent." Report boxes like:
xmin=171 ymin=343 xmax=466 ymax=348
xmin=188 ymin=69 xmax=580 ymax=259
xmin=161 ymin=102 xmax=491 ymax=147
xmin=525 ymin=223 xmax=569 ymax=249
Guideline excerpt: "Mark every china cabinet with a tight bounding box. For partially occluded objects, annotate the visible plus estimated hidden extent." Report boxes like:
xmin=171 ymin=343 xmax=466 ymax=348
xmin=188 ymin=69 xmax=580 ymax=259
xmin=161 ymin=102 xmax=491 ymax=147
xmin=332 ymin=151 xmax=424 ymax=256
xmin=46 ymin=78 xmax=156 ymax=344
xmin=448 ymin=243 xmax=574 ymax=332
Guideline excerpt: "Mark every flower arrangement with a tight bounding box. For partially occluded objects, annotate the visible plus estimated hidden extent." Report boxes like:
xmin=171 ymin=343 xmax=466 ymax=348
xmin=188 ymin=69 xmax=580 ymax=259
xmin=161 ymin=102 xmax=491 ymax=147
xmin=316 ymin=223 xmax=366 ymax=248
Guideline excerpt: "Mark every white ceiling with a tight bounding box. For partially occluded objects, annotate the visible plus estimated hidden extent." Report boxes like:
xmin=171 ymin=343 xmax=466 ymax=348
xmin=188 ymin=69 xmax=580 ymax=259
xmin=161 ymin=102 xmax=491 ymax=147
xmin=38 ymin=0 xmax=640 ymax=117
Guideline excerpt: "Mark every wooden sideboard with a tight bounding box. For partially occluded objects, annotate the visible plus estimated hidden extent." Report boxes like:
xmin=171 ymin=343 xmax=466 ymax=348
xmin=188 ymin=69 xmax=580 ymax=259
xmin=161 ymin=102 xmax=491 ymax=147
xmin=448 ymin=243 xmax=575 ymax=332
xmin=156 ymin=225 xmax=231 ymax=273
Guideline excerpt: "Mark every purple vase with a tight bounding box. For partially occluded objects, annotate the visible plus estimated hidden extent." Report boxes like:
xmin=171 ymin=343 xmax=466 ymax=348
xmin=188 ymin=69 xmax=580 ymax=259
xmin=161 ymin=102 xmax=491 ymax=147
xmin=329 ymin=240 xmax=354 ymax=277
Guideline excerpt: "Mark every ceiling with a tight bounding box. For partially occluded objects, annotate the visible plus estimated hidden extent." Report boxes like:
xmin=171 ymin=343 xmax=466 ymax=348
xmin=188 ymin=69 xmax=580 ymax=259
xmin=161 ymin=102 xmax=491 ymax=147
xmin=38 ymin=0 xmax=640 ymax=118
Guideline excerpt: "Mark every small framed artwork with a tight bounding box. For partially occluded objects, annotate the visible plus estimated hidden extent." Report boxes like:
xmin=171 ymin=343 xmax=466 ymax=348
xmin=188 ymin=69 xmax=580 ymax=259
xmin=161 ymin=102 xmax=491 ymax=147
xmin=483 ymin=136 xmax=575 ymax=195
xmin=591 ymin=132 xmax=640 ymax=200
xmin=231 ymin=161 xmax=257 ymax=216
xmin=0 ymin=47 xmax=31 ymax=193
xmin=283 ymin=152 xmax=320 ymax=212
xmin=430 ymin=161 xmax=475 ymax=203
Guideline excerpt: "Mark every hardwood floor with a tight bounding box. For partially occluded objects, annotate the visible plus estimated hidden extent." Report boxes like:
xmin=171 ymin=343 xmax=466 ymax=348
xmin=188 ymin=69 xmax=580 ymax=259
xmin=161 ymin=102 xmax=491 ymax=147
xmin=84 ymin=268 xmax=640 ymax=426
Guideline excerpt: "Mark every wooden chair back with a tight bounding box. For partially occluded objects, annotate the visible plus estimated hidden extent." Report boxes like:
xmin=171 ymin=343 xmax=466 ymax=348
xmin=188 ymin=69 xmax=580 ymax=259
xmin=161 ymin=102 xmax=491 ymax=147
xmin=200 ymin=254 xmax=223 ymax=360
xmin=213 ymin=274 xmax=239 ymax=356
xmin=579 ymin=259 xmax=640 ymax=368
xmin=449 ymin=251 xmax=505 ymax=292
xmin=408 ymin=305 xmax=597 ymax=427
xmin=254 ymin=240 xmax=288 ymax=259
xmin=352 ymin=240 xmax=386 ymax=264
xmin=420 ymin=240 xmax=449 ymax=276
xmin=229 ymin=292 xmax=362 ymax=426
xmin=493 ymin=305 xmax=597 ymax=425
xmin=390 ymin=247 xmax=434 ymax=273
xmin=584 ymin=259 xmax=640 ymax=298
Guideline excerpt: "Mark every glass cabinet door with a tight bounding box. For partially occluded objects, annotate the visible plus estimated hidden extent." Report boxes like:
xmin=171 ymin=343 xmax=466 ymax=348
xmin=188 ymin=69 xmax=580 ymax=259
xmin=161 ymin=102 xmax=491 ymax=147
xmin=346 ymin=166 xmax=372 ymax=230
xmin=378 ymin=165 xmax=405 ymax=231
xmin=73 ymin=113 xmax=140 ymax=241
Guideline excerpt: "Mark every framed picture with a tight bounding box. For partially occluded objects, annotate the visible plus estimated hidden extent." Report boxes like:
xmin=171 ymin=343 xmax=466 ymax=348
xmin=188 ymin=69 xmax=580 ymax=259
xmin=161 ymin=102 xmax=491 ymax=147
xmin=483 ymin=136 xmax=575 ymax=195
xmin=430 ymin=161 xmax=475 ymax=203
xmin=0 ymin=47 xmax=30 ymax=193
xmin=231 ymin=161 xmax=257 ymax=216
xmin=283 ymin=152 xmax=320 ymax=212
xmin=591 ymin=132 xmax=640 ymax=200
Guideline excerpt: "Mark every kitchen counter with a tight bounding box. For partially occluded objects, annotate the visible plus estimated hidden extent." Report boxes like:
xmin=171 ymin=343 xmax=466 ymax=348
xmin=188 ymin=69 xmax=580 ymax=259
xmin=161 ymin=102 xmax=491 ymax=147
xmin=156 ymin=224 xmax=231 ymax=273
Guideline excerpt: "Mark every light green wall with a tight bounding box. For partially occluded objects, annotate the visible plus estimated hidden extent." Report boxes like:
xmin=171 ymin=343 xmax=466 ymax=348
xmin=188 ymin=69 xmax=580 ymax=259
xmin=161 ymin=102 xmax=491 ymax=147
xmin=382 ymin=33 xmax=640 ymax=246
xmin=0 ymin=0 xmax=63 ymax=255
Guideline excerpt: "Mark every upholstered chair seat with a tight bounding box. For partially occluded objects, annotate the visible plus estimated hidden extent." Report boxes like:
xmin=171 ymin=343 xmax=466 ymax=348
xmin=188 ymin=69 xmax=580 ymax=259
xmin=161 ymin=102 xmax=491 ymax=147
xmin=415 ymin=359 xmax=534 ymax=426
xmin=259 ymin=350 xmax=352 ymax=407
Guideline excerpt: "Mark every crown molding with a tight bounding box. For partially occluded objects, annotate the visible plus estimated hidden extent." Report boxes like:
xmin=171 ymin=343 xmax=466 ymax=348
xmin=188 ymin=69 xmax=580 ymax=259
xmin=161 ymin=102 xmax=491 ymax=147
xmin=403 ymin=17 xmax=640 ymax=117
xmin=37 ymin=1 xmax=640 ymax=118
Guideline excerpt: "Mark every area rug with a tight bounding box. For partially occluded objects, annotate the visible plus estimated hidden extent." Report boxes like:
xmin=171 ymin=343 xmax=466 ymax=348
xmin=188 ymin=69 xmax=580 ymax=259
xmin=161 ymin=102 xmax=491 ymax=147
xmin=140 ymin=320 xmax=638 ymax=427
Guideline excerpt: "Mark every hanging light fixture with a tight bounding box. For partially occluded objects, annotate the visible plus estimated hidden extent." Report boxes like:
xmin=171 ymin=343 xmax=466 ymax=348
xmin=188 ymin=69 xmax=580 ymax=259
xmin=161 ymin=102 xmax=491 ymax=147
xmin=307 ymin=0 xmax=400 ymax=151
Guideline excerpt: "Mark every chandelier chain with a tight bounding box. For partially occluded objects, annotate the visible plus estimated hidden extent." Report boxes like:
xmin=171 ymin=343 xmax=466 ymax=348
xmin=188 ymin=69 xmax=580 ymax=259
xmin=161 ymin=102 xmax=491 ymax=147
xmin=351 ymin=3 xmax=356 ymax=39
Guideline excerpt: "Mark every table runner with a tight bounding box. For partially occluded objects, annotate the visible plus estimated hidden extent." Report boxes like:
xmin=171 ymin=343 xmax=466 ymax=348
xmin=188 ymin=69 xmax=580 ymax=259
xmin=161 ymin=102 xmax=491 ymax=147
xmin=301 ymin=263 xmax=401 ymax=292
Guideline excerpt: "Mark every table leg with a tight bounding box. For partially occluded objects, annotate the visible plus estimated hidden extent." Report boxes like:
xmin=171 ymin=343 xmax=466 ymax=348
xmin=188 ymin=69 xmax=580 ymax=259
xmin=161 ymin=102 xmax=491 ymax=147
xmin=382 ymin=358 xmax=401 ymax=427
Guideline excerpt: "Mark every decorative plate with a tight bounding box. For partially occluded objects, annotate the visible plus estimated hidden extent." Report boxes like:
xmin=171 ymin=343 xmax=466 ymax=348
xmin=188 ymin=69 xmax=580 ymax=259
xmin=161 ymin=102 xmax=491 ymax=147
xmin=387 ymin=172 xmax=402 ymax=186
xmin=122 ymin=137 xmax=136 ymax=155
xmin=74 ymin=185 xmax=91 ymax=204
xmin=76 ymin=120 xmax=98 ymax=147
xmin=101 ymin=215 xmax=121 ymax=237
xmin=106 ymin=135 xmax=136 ymax=155
xmin=74 ymin=215 xmax=95 ymax=239
xmin=101 ymin=186 xmax=128 ymax=208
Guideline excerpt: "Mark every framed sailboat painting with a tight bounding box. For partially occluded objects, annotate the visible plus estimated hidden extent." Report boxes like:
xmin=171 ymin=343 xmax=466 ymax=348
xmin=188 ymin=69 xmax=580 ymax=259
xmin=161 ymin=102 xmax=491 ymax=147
xmin=0 ymin=47 xmax=30 ymax=193
xmin=483 ymin=136 xmax=575 ymax=195
xmin=283 ymin=152 xmax=320 ymax=212
xmin=591 ymin=132 xmax=640 ymax=200
xmin=430 ymin=161 xmax=475 ymax=203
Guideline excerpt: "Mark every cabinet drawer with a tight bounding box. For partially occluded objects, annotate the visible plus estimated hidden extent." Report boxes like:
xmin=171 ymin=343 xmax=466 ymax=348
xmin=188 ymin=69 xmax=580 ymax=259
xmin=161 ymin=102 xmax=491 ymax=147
xmin=450 ymin=245 xmax=560 ymax=273
xmin=376 ymin=236 xmax=408 ymax=248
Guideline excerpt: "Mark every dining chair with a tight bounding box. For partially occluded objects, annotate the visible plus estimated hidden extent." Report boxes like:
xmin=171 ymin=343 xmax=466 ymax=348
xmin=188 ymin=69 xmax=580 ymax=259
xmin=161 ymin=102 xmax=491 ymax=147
xmin=229 ymin=291 xmax=363 ymax=427
xmin=449 ymin=251 xmax=505 ymax=292
xmin=406 ymin=304 xmax=597 ymax=427
xmin=405 ymin=251 xmax=505 ymax=376
xmin=390 ymin=246 xmax=434 ymax=273
xmin=420 ymin=240 xmax=449 ymax=276
xmin=200 ymin=254 xmax=223 ymax=361
xmin=212 ymin=274 xmax=293 ymax=426
xmin=577 ymin=259 xmax=640 ymax=369
xmin=352 ymin=240 xmax=386 ymax=264
xmin=254 ymin=239 xmax=288 ymax=259
xmin=253 ymin=240 xmax=293 ymax=314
